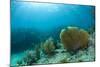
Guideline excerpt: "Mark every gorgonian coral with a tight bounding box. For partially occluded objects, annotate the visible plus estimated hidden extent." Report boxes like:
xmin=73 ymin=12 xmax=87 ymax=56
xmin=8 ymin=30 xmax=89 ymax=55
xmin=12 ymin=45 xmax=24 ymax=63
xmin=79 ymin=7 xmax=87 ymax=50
xmin=60 ymin=26 xmax=89 ymax=51
xmin=42 ymin=37 xmax=56 ymax=56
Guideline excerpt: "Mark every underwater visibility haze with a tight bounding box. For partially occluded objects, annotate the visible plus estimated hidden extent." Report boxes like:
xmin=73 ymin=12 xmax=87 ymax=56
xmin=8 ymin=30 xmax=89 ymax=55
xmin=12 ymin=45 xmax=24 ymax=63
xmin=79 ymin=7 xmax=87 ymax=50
xmin=11 ymin=1 xmax=95 ymax=66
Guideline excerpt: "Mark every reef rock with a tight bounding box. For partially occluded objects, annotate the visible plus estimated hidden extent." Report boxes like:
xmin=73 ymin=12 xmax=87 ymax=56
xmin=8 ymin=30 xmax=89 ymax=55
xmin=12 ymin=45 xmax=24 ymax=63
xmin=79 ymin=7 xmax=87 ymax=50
xmin=60 ymin=26 xmax=89 ymax=51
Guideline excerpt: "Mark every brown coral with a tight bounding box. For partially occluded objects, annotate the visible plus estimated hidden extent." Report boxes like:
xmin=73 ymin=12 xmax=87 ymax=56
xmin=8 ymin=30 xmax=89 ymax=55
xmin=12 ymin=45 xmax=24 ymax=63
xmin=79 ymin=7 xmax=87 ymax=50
xmin=42 ymin=37 xmax=55 ymax=56
xmin=60 ymin=26 xmax=89 ymax=51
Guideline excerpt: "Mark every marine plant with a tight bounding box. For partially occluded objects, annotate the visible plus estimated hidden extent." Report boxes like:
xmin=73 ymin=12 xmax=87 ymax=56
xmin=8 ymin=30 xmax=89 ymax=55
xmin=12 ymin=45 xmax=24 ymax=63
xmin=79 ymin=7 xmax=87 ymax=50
xmin=41 ymin=37 xmax=56 ymax=56
xmin=60 ymin=26 xmax=89 ymax=51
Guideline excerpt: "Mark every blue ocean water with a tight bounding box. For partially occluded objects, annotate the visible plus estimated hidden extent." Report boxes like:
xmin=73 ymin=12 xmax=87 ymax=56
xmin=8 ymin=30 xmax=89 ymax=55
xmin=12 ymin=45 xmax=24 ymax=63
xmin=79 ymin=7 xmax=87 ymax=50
xmin=11 ymin=2 xmax=95 ymax=54
xmin=11 ymin=2 xmax=94 ymax=30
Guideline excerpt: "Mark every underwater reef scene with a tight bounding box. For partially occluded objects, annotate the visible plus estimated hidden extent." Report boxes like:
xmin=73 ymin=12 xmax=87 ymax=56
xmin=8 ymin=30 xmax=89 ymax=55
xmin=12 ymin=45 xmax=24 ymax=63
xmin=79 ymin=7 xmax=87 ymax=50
xmin=11 ymin=1 xmax=95 ymax=66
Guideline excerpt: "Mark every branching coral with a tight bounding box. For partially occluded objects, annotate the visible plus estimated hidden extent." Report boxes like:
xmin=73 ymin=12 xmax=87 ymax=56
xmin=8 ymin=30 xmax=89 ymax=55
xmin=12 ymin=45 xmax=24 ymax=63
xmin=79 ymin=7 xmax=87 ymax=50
xmin=41 ymin=37 xmax=56 ymax=56
xmin=60 ymin=26 xmax=89 ymax=51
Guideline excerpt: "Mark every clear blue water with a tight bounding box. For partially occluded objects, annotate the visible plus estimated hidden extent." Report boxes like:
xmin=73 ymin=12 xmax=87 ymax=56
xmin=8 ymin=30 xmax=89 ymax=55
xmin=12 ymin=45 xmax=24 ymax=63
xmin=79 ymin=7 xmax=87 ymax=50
xmin=11 ymin=1 xmax=95 ymax=55
xmin=11 ymin=2 xmax=94 ymax=30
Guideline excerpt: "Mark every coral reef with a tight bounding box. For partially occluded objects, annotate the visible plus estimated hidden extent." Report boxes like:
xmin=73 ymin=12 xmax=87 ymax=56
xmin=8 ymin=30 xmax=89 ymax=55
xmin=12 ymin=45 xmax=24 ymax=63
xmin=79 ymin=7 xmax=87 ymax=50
xmin=41 ymin=37 xmax=56 ymax=56
xmin=16 ymin=51 xmax=36 ymax=66
xmin=60 ymin=26 xmax=89 ymax=51
xmin=37 ymin=37 xmax=95 ymax=64
xmin=16 ymin=48 xmax=41 ymax=66
xmin=12 ymin=27 xmax=95 ymax=66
